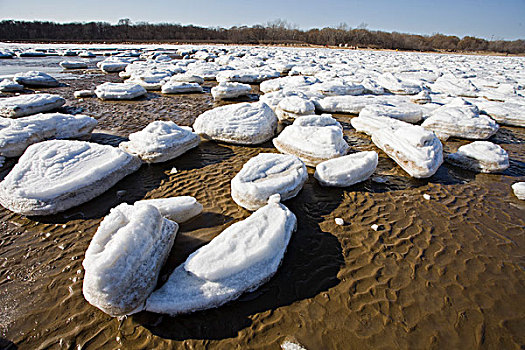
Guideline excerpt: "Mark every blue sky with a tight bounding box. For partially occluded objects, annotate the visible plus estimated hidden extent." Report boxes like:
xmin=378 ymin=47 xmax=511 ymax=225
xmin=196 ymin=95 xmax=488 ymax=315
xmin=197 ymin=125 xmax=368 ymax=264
xmin=1 ymin=0 xmax=524 ymax=40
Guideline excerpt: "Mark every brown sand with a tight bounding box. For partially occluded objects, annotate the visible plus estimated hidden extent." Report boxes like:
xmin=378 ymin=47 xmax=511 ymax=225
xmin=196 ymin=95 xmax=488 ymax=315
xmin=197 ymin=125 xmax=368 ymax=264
xmin=0 ymin=72 xmax=524 ymax=350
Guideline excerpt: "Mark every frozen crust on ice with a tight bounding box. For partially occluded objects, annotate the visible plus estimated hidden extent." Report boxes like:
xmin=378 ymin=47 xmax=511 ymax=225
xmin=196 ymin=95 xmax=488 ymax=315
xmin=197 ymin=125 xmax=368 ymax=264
xmin=193 ymin=102 xmax=277 ymax=145
xmin=135 ymin=196 xmax=203 ymax=223
xmin=95 ymin=82 xmax=147 ymax=100
xmin=445 ymin=141 xmax=509 ymax=173
xmin=0 ymin=140 xmax=141 ymax=215
xmin=0 ymin=113 xmax=98 ymax=157
xmin=83 ymin=203 xmax=178 ymax=316
xmin=0 ymin=93 xmax=66 ymax=118
xmin=145 ymin=196 xmax=296 ymax=315
xmin=231 ymin=153 xmax=308 ymax=210
xmin=314 ymin=151 xmax=378 ymax=187
xmin=119 ymin=121 xmax=200 ymax=163
xmin=272 ymin=115 xmax=349 ymax=166
xmin=372 ymin=125 xmax=443 ymax=178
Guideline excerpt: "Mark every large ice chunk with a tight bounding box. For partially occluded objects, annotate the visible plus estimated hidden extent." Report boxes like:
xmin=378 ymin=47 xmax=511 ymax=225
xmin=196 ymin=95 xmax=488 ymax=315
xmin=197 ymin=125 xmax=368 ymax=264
xmin=193 ymin=102 xmax=277 ymax=145
xmin=477 ymin=101 xmax=525 ymax=128
xmin=273 ymin=115 xmax=349 ymax=166
xmin=161 ymin=82 xmax=203 ymax=94
xmin=0 ymin=113 xmax=98 ymax=157
xmin=431 ymin=74 xmax=479 ymax=97
xmin=359 ymin=103 xmax=423 ymax=123
xmin=59 ymin=61 xmax=88 ymax=69
xmin=512 ymin=182 xmax=525 ymax=200
xmin=0 ymin=140 xmax=141 ymax=215
xmin=13 ymin=71 xmax=60 ymax=87
xmin=119 ymin=121 xmax=200 ymax=163
xmin=95 ymin=82 xmax=147 ymax=100
xmin=376 ymin=73 xmax=421 ymax=95
xmin=314 ymin=151 xmax=378 ymax=187
xmin=275 ymin=96 xmax=315 ymax=122
xmin=351 ymin=114 xmax=410 ymax=136
xmin=211 ymin=82 xmax=252 ymax=100
xmin=422 ymin=101 xmax=499 ymax=140
xmin=445 ymin=141 xmax=509 ymax=173
xmin=372 ymin=125 xmax=443 ymax=178
xmin=136 ymin=196 xmax=203 ymax=222
xmin=0 ymin=93 xmax=65 ymax=118
xmin=83 ymin=203 xmax=178 ymax=316
xmin=145 ymin=195 xmax=296 ymax=315
xmin=0 ymin=79 xmax=24 ymax=92
xmin=231 ymin=153 xmax=308 ymax=210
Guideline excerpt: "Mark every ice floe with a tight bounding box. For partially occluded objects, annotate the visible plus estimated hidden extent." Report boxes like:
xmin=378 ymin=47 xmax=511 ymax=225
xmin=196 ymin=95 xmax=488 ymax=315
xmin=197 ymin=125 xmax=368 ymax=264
xmin=0 ymin=113 xmax=97 ymax=157
xmin=13 ymin=71 xmax=60 ymax=87
xmin=95 ymin=82 xmax=147 ymax=100
xmin=314 ymin=151 xmax=378 ymax=187
xmin=59 ymin=61 xmax=88 ymax=69
xmin=359 ymin=103 xmax=424 ymax=123
xmin=273 ymin=114 xmax=349 ymax=166
xmin=161 ymin=82 xmax=203 ymax=94
xmin=0 ymin=93 xmax=66 ymax=118
xmin=193 ymin=102 xmax=277 ymax=145
xmin=83 ymin=203 xmax=178 ymax=316
xmin=372 ymin=125 xmax=443 ymax=178
xmin=145 ymin=194 xmax=296 ymax=315
xmin=0 ymin=79 xmax=24 ymax=92
xmin=135 ymin=196 xmax=203 ymax=223
xmin=0 ymin=140 xmax=141 ymax=215
xmin=119 ymin=121 xmax=200 ymax=163
xmin=211 ymin=82 xmax=252 ymax=100
xmin=231 ymin=153 xmax=308 ymax=210
xmin=476 ymin=101 xmax=525 ymax=127
xmin=512 ymin=182 xmax=525 ymax=200
xmin=445 ymin=141 xmax=509 ymax=173
xmin=275 ymin=96 xmax=315 ymax=122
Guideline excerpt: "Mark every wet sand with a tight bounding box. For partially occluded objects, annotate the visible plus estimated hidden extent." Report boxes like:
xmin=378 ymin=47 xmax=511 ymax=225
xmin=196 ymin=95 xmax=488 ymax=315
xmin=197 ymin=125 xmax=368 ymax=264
xmin=0 ymin=71 xmax=524 ymax=349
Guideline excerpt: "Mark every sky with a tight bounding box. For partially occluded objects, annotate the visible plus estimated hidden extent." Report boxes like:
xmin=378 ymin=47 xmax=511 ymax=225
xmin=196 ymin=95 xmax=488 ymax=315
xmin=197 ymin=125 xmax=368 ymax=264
xmin=1 ymin=0 xmax=524 ymax=40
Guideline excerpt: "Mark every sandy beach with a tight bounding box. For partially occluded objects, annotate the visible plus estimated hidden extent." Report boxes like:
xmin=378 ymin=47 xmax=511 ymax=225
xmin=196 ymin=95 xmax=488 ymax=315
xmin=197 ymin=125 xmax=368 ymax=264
xmin=0 ymin=54 xmax=524 ymax=349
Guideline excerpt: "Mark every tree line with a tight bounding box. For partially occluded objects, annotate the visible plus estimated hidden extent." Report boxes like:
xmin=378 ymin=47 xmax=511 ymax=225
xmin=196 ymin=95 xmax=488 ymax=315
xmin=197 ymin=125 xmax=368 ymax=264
xmin=0 ymin=19 xmax=523 ymax=54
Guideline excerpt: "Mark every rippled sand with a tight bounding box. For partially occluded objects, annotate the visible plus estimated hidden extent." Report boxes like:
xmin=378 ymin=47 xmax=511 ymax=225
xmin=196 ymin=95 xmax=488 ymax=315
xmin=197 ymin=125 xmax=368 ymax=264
xmin=0 ymin=73 xmax=524 ymax=350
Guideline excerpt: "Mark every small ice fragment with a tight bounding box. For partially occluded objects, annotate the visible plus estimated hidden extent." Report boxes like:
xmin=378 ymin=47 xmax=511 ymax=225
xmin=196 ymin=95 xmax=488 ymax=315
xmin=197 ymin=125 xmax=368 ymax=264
xmin=170 ymin=167 xmax=178 ymax=174
xmin=423 ymin=194 xmax=431 ymax=200
xmin=116 ymin=190 xmax=127 ymax=198
xmin=62 ymin=224 xmax=67 ymax=228
xmin=335 ymin=218 xmax=344 ymax=226
xmin=371 ymin=224 xmax=379 ymax=231
xmin=281 ymin=340 xmax=307 ymax=350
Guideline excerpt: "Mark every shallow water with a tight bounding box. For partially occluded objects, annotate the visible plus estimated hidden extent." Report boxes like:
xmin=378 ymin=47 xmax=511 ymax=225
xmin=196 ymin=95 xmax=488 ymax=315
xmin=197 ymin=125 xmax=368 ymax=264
xmin=0 ymin=62 xmax=524 ymax=350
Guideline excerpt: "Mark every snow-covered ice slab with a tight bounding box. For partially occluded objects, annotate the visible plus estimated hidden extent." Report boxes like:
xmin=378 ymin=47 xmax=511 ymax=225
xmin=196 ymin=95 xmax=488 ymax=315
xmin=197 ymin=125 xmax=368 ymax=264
xmin=275 ymin=96 xmax=315 ymax=122
xmin=145 ymin=194 xmax=296 ymax=316
xmin=273 ymin=115 xmax=349 ymax=166
xmin=422 ymin=101 xmax=499 ymax=140
xmin=376 ymin=73 xmax=421 ymax=95
xmin=260 ymin=75 xmax=318 ymax=94
xmin=13 ymin=71 xmax=60 ymax=87
xmin=315 ymin=95 xmax=394 ymax=114
xmin=431 ymin=74 xmax=479 ymax=97
xmin=410 ymin=90 xmax=431 ymax=104
xmin=136 ymin=196 xmax=203 ymax=223
xmin=193 ymin=102 xmax=277 ymax=145
xmin=0 ymin=93 xmax=66 ymax=118
xmin=83 ymin=203 xmax=178 ymax=316
xmin=0 ymin=140 xmax=141 ymax=215
xmin=168 ymin=74 xmax=204 ymax=84
xmin=372 ymin=125 xmax=443 ymax=178
xmin=0 ymin=79 xmax=24 ymax=92
xmin=95 ymin=82 xmax=147 ymax=100
xmin=512 ymin=182 xmax=525 ymax=200
xmin=59 ymin=61 xmax=88 ymax=69
xmin=351 ymin=114 xmax=411 ymax=136
xmin=231 ymin=153 xmax=307 ymax=210
xmin=359 ymin=103 xmax=423 ymax=123
xmin=119 ymin=121 xmax=200 ymax=163
xmin=211 ymin=82 xmax=252 ymax=100
xmin=310 ymin=82 xmax=364 ymax=96
xmin=477 ymin=101 xmax=525 ymax=127
xmin=161 ymin=82 xmax=203 ymax=94
xmin=314 ymin=151 xmax=378 ymax=187
xmin=216 ymin=69 xmax=280 ymax=83
xmin=445 ymin=141 xmax=509 ymax=173
xmin=0 ymin=113 xmax=97 ymax=157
